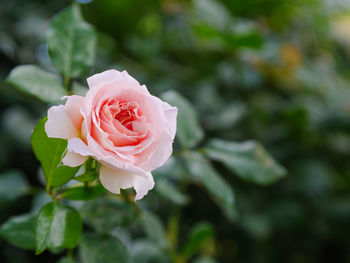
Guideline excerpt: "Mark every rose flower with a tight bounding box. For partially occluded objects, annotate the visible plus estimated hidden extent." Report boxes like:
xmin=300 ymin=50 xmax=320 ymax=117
xmin=45 ymin=69 xmax=177 ymax=200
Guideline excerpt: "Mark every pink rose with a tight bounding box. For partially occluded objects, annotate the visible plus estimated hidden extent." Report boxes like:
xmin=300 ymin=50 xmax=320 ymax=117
xmin=45 ymin=69 xmax=177 ymax=200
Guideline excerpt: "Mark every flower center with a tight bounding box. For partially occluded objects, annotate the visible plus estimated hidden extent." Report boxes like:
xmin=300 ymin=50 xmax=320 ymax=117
xmin=113 ymin=101 xmax=141 ymax=131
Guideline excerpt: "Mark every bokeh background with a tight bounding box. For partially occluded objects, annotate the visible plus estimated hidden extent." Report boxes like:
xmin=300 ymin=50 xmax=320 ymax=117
xmin=1 ymin=0 xmax=350 ymax=262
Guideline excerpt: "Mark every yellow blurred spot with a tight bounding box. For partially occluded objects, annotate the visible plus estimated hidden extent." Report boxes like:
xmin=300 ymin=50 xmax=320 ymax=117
xmin=280 ymin=43 xmax=303 ymax=70
xmin=332 ymin=15 xmax=350 ymax=46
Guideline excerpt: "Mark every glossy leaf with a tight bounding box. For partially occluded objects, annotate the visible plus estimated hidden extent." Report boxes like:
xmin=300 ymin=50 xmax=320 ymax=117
xmin=185 ymin=151 xmax=236 ymax=221
xmin=6 ymin=65 xmax=66 ymax=103
xmin=35 ymin=201 xmax=82 ymax=254
xmin=31 ymin=117 xmax=79 ymax=187
xmin=79 ymin=233 xmax=129 ymax=263
xmin=0 ymin=170 xmax=28 ymax=205
xmin=162 ymin=91 xmax=204 ymax=148
xmin=0 ymin=213 xmax=36 ymax=250
xmin=62 ymin=184 xmax=106 ymax=200
xmin=204 ymin=139 xmax=287 ymax=185
xmin=48 ymin=4 xmax=96 ymax=78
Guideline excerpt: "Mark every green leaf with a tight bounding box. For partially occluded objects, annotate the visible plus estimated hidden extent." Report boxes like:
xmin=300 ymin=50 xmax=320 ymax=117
xmin=204 ymin=102 xmax=246 ymax=130
xmin=181 ymin=222 xmax=214 ymax=258
xmin=6 ymin=65 xmax=66 ymax=103
xmin=224 ymin=31 xmax=262 ymax=49
xmin=131 ymin=240 xmax=170 ymax=263
xmin=155 ymin=179 xmax=189 ymax=205
xmin=35 ymin=201 xmax=82 ymax=254
xmin=0 ymin=213 xmax=36 ymax=250
xmin=3 ymin=106 xmax=36 ymax=146
xmin=204 ymin=139 xmax=287 ymax=185
xmin=192 ymin=0 xmax=232 ymax=30
xmin=140 ymin=212 xmax=169 ymax=249
xmin=74 ymin=170 xmax=98 ymax=183
xmin=162 ymin=91 xmax=204 ymax=148
xmin=31 ymin=117 xmax=79 ymax=187
xmin=184 ymin=151 xmax=236 ymax=221
xmin=79 ymin=233 xmax=129 ymax=263
xmin=0 ymin=170 xmax=29 ymax=205
xmin=80 ymin=197 xmax=137 ymax=234
xmin=153 ymin=157 xmax=189 ymax=181
xmin=62 ymin=184 xmax=106 ymax=200
xmin=48 ymin=4 xmax=96 ymax=78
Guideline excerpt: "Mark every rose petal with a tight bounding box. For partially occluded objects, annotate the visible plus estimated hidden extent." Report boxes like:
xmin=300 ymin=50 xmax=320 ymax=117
xmin=45 ymin=105 xmax=78 ymax=139
xmin=62 ymin=151 xmax=87 ymax=167
xmin=162 ymin=102 xmax=178 ymax=140
xmin=67 ymin=138 xmax=92 ymax=157
xmin=133 ymin=172 xmax=155 ymax=200
xmin=87 ymin=69 xmax=123 ymax=90
xmin=64 ymin=95 xmax=84 ymax=129
xmin=120 ymin=70 xmax=142 ymax=90
xmin=99 ymin=165 xmax=154 ymax=200
xmin=137 ymin=128 xmax=173 ymax=172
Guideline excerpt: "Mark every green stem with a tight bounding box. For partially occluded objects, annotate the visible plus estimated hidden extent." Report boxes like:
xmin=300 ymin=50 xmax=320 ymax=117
xmin=167 ymin=174 xmax=190 ymax=263
xmin=67 ymin=248 xmax=74 ymax=260
xmin=64 ymin=75 xmax=72 ymax=95
xmin=121 ymin=189 xmax=142 ymax=214
xmin=167 ymin=205 xmax=184 ymax=263
xmin=47 ymin=186 xmax=63 ymax=201
xmin=46 ymin=183 xmax=51 ymax=195
xmin=85 ymin=157 xmax=94 ymax=171
xmin=167 ymin=206 xmax=181 ymax=250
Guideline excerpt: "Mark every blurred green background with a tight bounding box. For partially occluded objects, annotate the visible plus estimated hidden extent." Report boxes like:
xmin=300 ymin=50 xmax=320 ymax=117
xmin=1 ymin=0 xmax=350 ymax=262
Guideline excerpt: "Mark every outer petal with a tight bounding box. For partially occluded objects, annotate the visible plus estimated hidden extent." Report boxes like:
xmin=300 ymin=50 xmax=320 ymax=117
xmin=67 ymin=137 xmax=148 ymax=180
xmin=100 ymin=165 xmax=154 ymax=200
xmin=64 ymin=95 xmax=84 ymax=129
xmin=120 ymin=70 xmax=143 ymax=90
xmin=162 ymin=102 xmax=178 ymax=140
xmin=133 ymin=172 xmax=155 ymax=200
xmin=87 ymin=69 xmax=123 ymax=89
xmin=67 ymin=138 xmax=93 ymax=157
xmin=62 ymin=151 xmax=88 ymax=167
xmin=87 ymin=69 xmax=142 ymax=91
xmin=45 ymin=105 xmax=78 ymax=139
xmin=137 ymin=128 xmax=173 ymax=172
